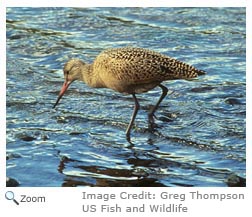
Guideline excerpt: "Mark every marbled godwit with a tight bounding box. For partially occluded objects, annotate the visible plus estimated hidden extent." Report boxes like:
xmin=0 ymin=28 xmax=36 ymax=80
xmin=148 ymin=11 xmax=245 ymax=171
xmin=53 ymin=47 xmax=205 ymax=140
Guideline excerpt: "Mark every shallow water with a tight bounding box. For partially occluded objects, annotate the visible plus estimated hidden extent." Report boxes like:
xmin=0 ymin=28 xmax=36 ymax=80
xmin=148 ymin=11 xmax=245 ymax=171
xmin=6 ymin=7 xmax=246 ymax=187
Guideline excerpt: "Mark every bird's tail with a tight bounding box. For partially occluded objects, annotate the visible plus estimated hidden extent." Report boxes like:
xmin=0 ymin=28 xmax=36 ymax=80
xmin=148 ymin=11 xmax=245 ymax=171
xmin=161 ymin=55 xmax=207 ymax=80
xmin=196 ymin=69 xmax=206 ymax=76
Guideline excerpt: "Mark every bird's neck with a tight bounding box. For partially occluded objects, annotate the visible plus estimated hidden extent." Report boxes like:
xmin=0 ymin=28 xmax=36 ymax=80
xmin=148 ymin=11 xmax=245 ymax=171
xmin=81 ymin=63 xmax=106 ymax=88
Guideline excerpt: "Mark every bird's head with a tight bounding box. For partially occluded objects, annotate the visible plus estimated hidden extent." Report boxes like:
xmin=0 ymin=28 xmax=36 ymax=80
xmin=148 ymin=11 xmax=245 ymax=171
xmin=53 ymin=59 xmax=85 ymax=108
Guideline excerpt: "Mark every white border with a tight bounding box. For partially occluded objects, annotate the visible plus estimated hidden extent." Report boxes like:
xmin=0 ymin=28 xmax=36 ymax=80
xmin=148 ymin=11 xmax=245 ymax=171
xmin=0 ymin=4 xmax=6 ymax=191
xmin=246 ymin=4 xmax=252 ymax=187
xmin=3 ymin=0 xmax=248 ymax=7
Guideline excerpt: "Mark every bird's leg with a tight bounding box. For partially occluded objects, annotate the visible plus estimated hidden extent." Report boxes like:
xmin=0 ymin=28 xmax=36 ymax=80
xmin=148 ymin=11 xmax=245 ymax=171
xmin=148 ymin=84 xmax=168 ymax=129
xmin=126 ymin=94 xmax=140 ymax=141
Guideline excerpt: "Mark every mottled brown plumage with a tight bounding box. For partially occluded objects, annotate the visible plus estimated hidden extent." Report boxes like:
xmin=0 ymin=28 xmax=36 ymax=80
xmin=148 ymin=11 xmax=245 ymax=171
xmin=53 ymin=47 xmax=206 ymax=140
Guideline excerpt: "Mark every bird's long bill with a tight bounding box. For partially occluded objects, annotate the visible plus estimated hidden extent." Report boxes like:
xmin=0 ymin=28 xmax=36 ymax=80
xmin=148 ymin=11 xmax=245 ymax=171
xmin=53 ymin=81 xmax=71 ymax=108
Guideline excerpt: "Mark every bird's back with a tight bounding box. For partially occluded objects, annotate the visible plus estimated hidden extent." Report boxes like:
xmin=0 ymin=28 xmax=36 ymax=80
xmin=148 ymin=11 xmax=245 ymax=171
xmin=94 ymin=47 xmax=205 ymax=83
xmin=91 ymin=47 xmax=205 ymax=94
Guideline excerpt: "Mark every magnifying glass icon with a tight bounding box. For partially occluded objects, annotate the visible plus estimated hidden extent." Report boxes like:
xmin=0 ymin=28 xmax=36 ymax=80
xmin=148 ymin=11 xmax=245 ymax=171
xmin=5 ymin=191 xmax=19 ymax=205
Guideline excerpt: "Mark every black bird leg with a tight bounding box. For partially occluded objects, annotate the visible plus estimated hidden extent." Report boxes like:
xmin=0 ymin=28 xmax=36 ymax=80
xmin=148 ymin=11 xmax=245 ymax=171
xmin=148 ymin=84 xmax=168 ymax=129
xmin=126 ymin=93 xmax=140 ymax=141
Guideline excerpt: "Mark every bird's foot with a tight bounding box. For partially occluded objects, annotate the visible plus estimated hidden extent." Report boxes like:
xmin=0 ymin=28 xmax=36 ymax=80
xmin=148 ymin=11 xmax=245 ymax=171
xmin=148 ymin=114 xmax=159 ymax=132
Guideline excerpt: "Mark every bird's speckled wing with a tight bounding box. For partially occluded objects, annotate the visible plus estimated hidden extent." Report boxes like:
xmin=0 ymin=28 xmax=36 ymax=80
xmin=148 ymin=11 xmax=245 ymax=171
xmin=95 ymin=47 xmax=205 ymax=85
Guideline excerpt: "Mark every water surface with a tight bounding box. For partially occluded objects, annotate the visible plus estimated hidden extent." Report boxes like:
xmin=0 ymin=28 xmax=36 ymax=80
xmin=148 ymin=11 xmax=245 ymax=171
xmin=6 ymin=7 xmax=246 ymax=187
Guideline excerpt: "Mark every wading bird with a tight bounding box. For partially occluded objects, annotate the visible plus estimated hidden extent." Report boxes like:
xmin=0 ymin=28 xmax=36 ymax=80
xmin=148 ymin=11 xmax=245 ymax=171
xmin=53 ymin=47 xmax=205 ymax=141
